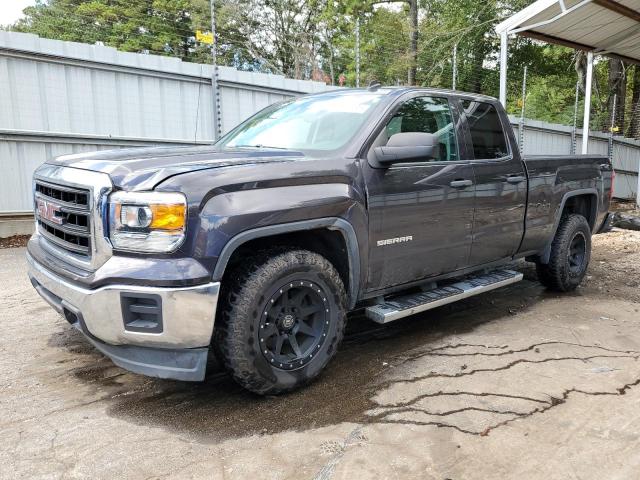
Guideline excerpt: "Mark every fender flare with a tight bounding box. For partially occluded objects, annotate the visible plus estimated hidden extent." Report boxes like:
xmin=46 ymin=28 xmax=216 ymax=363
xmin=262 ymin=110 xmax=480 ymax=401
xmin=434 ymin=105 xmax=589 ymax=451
xmin=538 ymin=188 xmax=598 ymax=264
xmin=212 ymin=217 xmax=361 ymax=308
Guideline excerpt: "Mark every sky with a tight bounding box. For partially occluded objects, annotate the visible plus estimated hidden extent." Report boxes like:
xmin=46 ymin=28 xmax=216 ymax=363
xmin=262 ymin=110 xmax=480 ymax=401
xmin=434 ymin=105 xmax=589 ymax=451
xmin=0 ymin=0 xmax=36 ymax=26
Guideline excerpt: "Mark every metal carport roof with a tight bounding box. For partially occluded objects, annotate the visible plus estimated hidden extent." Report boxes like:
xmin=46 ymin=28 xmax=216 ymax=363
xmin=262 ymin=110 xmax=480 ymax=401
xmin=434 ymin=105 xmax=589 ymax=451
xmin=496 ymin=0 xmax=640 ymax=66
xmin=495 ymin=0 xmax=640 ymax=163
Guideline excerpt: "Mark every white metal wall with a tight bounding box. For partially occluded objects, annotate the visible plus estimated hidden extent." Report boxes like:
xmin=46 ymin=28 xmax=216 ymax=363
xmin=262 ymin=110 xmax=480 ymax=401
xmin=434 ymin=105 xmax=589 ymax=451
xmin=0 ymin=31 xmax=333 ymax=214
xmin=509 ymin=116 xmax=640 ymax=200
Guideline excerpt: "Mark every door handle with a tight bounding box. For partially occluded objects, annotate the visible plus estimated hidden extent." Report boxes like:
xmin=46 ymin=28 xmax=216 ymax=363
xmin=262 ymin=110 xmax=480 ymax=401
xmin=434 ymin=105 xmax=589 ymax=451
xmin=599 ymin=163 xmax=612 ymax=171
xmin=449 ymin=179 xmax=473 ymax=188
xmin=505 ymin=175 xmax=525 ymax=184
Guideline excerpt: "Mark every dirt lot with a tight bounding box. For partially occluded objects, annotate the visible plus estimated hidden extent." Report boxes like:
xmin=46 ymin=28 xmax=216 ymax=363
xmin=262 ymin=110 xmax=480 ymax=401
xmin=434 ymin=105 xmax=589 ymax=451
xmin=2 ymin=230 xmax=640 ymax=480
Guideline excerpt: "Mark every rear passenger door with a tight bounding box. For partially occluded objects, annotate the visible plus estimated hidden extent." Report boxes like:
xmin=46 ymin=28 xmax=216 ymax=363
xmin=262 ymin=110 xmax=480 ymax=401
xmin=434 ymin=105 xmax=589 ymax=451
xmin=461 ymin=100 xmax=527 ymax=266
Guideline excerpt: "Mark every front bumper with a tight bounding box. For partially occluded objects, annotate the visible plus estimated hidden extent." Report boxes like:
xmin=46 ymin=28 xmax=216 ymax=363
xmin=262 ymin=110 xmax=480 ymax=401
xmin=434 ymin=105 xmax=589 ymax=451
xmin=27 ymin=252 xmax=220 ymax=381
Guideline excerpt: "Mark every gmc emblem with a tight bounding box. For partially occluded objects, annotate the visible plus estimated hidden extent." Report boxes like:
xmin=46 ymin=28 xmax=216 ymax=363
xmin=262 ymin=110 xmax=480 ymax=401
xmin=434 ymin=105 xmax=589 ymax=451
xmin=36 ymin=198 xmax=63 ymax=225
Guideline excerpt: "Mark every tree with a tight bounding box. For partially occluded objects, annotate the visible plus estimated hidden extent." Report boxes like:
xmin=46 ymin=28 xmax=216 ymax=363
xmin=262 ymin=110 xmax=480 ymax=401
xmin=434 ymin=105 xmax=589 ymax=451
xmin=607 ymin=58 xmax=626 ymax=132
xmin=13 ymin=0 xmax=197 ymax=60
xmin=416 ymin=0 xmax=536 ymax=95
xmin=6 ymin=0 xmax=639 ymax=138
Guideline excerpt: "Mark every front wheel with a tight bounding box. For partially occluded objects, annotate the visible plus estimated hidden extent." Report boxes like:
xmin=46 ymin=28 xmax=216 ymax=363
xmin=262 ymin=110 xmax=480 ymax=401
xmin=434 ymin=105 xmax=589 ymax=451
xmin=215 ymin=248 xmax=347 ymax=395
xmin=536 ymin=214 xmax=592 ymax=292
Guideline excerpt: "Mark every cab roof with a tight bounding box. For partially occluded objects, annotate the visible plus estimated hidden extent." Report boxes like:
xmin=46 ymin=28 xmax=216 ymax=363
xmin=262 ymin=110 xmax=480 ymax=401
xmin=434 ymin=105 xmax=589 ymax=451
xmin=307 ymin=86 xmax=499 ymax=103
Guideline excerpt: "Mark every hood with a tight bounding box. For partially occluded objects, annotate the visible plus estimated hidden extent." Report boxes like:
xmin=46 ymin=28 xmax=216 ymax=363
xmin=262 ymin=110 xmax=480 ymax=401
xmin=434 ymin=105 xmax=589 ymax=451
xmin=47 ymin=145 xmax=305 ymax=190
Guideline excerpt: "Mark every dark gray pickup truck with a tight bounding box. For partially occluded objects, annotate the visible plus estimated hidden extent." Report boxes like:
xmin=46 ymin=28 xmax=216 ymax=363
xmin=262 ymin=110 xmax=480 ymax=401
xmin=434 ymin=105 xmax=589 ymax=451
xmin=27 ymin=86 xmax=614 ymax=394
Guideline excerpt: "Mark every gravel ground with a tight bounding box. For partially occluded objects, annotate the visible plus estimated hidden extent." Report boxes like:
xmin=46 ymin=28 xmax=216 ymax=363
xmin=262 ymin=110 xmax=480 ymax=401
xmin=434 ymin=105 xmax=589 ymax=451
xmin=1 ymin=229 xmax=640 ymax=479
xmin=0 ymin=235 xmax=30 ymax=249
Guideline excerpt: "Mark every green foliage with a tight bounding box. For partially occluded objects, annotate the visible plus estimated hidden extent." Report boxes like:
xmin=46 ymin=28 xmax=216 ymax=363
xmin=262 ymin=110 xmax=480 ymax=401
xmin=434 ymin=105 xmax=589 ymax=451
xmin=525 ymin=76 xmax=577 ymax=125
xmin=6 ymin=0 xmax=638 ymax=133
xmin=13 ymin=0 xmax=196 ymax=60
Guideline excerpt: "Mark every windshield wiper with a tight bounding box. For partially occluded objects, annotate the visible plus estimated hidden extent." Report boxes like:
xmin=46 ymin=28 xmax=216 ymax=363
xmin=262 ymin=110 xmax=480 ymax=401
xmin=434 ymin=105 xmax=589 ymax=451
xmin=234 ymin=144 xmax=289 ymax=150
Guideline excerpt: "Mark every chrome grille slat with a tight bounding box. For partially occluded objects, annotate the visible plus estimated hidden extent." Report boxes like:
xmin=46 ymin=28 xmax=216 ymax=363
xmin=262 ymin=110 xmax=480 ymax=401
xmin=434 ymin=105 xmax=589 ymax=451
xmin=36 ymin=179 xmax=90 ymax=194
xmin=37 ymin=223 xmax=91 ymax=254
xmin=37 ymin=216 xmax=91 ymax=237
xmin=34 ymin=192 xmax=89 ymax=213
xmin=35 ymin=181 xmax=89 ymax=209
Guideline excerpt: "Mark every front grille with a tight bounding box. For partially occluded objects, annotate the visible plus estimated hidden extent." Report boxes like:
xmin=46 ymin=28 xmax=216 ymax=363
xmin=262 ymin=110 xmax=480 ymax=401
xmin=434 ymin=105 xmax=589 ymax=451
xmin=34 ymin=180 xmax=92 ymax=257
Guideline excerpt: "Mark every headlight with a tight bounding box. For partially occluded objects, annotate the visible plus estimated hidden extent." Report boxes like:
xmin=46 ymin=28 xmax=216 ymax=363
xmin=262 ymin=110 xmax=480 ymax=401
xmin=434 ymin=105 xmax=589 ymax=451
xmin=108 ymin=191 xmax=187 ymax=253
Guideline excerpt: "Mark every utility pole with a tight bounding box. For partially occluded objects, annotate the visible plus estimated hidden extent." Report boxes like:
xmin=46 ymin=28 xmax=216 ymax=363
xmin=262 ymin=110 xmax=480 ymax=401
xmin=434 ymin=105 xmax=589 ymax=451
xmin=355 ymin=17 xmax=360 ymax=88
xmin=210 ymin=0 xmax=221 ymax=141
xmin=408 ymin=0 xmax=418 ymax=85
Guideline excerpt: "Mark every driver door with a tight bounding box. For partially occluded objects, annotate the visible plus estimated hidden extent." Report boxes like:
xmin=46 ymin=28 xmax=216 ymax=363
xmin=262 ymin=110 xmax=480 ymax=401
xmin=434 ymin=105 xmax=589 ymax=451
xmin=364 ymin=95 xmax=475 ymax=292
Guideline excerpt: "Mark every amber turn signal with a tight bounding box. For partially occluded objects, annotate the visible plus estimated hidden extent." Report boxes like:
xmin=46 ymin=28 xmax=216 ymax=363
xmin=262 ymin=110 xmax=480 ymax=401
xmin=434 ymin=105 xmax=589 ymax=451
xmin=149 ymin=204 xmax=186 ymax=230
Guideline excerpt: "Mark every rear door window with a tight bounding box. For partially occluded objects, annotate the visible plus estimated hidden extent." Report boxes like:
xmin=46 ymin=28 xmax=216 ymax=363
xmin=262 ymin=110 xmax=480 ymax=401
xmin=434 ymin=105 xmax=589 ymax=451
xmin=462 ymin=100 xmax=509 ymax=160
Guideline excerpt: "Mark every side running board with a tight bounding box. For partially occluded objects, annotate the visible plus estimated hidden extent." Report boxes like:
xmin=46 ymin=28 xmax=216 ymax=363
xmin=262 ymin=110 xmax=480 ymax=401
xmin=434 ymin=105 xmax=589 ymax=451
xmin=365 ymin=269 xmax=523 ymax=324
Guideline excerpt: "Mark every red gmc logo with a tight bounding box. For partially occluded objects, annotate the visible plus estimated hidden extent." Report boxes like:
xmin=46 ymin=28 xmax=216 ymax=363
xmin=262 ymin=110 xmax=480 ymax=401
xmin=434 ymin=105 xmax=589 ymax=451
xmin=36 ymin=198 xmax=63 ymax=225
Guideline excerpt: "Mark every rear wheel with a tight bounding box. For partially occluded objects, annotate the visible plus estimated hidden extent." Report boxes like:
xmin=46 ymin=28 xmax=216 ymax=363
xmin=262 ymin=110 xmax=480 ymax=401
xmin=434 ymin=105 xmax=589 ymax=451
xmin=536 ymin=214 xmax=591 ymax=292
xmin=215 ymin=248 xmax=347 ymax=395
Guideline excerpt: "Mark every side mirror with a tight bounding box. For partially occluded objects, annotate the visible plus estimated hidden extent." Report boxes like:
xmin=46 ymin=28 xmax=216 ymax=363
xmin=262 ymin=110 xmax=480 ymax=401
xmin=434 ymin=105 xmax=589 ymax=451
xmin=374 ymin=132 xmax=439 ymax=165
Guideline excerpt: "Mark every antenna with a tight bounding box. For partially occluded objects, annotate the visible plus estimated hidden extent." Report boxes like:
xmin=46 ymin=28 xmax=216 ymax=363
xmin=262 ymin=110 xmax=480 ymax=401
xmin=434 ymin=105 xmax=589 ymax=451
xmin=368 ymin=80 xmax=382 ymax=91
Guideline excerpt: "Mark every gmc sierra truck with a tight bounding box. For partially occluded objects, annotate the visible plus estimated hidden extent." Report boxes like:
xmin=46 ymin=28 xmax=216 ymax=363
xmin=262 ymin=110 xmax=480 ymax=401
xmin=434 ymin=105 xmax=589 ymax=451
xmin=27 ymin=86 xmax=614 ymax=394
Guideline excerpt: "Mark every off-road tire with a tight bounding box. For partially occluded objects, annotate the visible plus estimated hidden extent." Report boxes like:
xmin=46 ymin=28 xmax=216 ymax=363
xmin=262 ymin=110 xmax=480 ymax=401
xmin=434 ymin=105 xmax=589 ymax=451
xmin=536 ymin=214 xmax=592 ymax=292
xmin=214 ymin=248 xmax=347 ymax=395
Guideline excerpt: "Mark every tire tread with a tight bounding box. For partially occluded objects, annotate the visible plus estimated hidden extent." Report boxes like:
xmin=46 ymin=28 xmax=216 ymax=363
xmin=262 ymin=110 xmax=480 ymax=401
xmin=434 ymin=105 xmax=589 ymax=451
xmin=536 ymin=214 xmax=591 ymax=292
xmin=214 ymin=248 xmax=346 ymax=395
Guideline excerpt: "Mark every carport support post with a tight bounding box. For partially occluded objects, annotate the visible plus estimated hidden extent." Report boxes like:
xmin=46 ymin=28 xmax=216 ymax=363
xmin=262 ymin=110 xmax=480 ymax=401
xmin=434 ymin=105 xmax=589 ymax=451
xmin=581 ymin=51 xmax=594 ymax=154
xmin=571 ymin=80 xmax=580 ymax=154
xmin=499 ymin=32 xmax=508 ymax=107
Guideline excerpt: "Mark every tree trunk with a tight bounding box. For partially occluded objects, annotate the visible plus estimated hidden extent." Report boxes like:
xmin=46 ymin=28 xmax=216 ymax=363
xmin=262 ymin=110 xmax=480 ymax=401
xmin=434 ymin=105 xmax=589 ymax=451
xmin=326 ymin=29 xmax=335 ymax=86
xmin=328 ymin=47 xmax=335 ymax=86
xmin=607 ymin=59 xmax=626 ymax=133
xmin=407 ymin=0 xmax=418 ymax=86
xmin=628 ymin=65 xmax=640 ymax=138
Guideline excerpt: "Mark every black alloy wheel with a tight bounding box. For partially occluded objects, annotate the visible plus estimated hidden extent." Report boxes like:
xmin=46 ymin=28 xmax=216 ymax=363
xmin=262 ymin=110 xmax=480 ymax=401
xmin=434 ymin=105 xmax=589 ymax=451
xmin=260 ymin=281 xmax=330 ymax=370
xmin=567 ymin=231 xmax=587 ymax=274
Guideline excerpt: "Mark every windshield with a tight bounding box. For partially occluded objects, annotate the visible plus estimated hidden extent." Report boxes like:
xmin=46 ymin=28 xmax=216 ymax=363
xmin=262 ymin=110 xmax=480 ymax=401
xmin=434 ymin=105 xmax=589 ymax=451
xmin=218 ymin=92 xmax=385 ymax=153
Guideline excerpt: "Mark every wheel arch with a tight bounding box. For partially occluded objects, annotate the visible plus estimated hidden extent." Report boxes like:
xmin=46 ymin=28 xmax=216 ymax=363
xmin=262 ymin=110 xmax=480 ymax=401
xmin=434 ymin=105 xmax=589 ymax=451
xmin=212 ymin=218 xmax=361 ymax=309
xmin=538 ymin=189 xmax=598 ymax=264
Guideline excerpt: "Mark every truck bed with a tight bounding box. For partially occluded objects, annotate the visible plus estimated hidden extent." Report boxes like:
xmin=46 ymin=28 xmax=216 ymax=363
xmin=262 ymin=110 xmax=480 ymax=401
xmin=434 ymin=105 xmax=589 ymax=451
xmin=519 ymin=154 xmax=612 ymax=256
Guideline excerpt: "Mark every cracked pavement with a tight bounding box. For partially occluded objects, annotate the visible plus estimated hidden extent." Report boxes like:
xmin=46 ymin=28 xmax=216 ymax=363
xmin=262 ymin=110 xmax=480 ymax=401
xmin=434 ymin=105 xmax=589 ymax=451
xmin=1 ymin=229 xmax=640 ymax=479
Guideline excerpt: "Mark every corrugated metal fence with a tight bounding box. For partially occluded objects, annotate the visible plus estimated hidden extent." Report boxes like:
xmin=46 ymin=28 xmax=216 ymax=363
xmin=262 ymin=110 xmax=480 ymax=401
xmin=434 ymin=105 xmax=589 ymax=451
xmin=509 ymin=116 xmax=640 ymax=200
xmin=1 ymin=31 xmax=638 ymax=219
xmin=0 ymin=31 xmax=333 ymax=215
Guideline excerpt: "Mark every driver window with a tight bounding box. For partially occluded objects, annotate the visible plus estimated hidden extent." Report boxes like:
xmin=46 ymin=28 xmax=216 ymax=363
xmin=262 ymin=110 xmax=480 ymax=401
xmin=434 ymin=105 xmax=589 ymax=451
xmin=384 ymin=96 xmax=458 ymax=162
